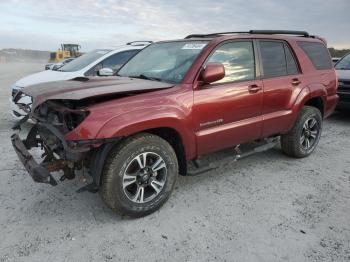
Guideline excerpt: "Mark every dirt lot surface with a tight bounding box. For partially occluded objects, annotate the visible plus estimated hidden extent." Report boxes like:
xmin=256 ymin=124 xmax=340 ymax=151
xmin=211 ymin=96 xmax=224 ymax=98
xmin=0 ymin=63 xmax=349 ymax=262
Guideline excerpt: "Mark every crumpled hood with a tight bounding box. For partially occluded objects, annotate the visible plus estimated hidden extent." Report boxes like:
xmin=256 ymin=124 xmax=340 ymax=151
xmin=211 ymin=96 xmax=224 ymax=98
xmin=15 ymin=70 xmax=78 ymax=88
xmin=22 ymin=77 xmax=174 ymax=109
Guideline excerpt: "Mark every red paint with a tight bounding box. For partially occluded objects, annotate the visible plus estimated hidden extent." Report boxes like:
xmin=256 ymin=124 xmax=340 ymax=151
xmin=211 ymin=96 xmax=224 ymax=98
xmin=201 ymin=63 xmax=225 ymax=83
xmin=63 ymin=34 xmax=338 ymax=161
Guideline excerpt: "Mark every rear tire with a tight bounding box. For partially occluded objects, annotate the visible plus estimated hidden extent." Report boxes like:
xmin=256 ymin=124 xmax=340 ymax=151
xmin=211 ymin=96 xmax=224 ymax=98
xmin=281 ymin=106 xmax=322 ymax=158
xmin=100 ymin=133 xmax=178 ymax=218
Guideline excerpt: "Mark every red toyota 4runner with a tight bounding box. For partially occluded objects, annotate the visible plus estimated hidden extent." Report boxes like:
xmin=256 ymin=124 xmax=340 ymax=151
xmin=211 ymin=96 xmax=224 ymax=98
xmin=12 ymin=30 xmax=338 ymax=217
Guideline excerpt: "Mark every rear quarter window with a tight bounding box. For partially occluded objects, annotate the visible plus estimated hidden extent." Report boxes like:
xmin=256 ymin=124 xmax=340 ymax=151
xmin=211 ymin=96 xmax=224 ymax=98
xmin=298 ymin=41 xmax=332 ymax=70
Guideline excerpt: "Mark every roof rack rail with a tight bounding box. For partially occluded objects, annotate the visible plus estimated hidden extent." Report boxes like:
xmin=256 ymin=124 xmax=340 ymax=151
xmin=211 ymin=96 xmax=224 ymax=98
xmin=126 ymin=41 xmax=153 ymax=46
xmin=185 ymin=30 xmax=310 ymax=39
xmin=248 ymin=30 xmax=309 ymax=37
xmin=185 ymin=32 xmax=249 ymax=39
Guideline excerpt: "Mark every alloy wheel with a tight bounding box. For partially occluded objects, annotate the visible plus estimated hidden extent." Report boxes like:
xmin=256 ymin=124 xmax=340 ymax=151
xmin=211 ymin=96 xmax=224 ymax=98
xmin=122 ymin=152 xmax=167 ymax=203
xmin=300 ymin=117 xmax=320 ymax=151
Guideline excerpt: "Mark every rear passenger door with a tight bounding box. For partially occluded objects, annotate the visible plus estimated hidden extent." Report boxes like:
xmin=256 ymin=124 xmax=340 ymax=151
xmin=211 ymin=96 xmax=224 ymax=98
xmin=258 ymin=40 xmax=302 ymax=137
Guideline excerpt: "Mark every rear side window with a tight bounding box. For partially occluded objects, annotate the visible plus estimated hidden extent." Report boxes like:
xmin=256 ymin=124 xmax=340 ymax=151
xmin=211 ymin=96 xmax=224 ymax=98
xmin=298 ymin=41 xmax=332 ymax=70
xmin=285 ymin=45 xmax=299 ymax=75
xmin=260 ymin=41 xmax=286 ymax=77
xmin=259 ymin=41 xmax=299 ymax=78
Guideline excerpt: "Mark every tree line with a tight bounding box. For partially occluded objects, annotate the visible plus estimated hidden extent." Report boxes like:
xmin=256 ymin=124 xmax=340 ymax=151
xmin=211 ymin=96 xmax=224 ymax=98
xmin=328 ymin=48 xmax=350 ymax=58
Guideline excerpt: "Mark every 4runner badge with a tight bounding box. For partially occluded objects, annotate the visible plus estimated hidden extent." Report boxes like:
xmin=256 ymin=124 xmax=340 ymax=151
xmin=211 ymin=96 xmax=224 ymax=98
xmin=200 ymin=118 xmax=224 ymax=128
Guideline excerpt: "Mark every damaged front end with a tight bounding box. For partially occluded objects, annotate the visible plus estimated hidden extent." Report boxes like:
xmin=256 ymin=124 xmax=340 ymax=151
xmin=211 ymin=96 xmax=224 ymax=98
xmin=11 ymin=100 xmax=101 ymax=187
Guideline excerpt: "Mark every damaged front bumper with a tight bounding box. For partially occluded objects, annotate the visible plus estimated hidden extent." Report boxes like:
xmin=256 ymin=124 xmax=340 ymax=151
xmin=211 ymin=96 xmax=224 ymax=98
xmin=11 ymin=119 xmax=121 ymax=188
xmin=11 ymin=133 xmax=58 ymax=186
xmin=11 ymin=118 xmax=90 ymax=186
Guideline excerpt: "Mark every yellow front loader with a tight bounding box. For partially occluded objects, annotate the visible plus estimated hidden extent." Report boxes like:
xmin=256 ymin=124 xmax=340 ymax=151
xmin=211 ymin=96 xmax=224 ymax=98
xmin=49 ymin=44 xmax=81 ymax=62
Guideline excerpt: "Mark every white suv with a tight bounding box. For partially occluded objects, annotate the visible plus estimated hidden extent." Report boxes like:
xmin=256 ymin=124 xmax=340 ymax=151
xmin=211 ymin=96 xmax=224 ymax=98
xmin=10 ymin=41 xmax=151 ymax=120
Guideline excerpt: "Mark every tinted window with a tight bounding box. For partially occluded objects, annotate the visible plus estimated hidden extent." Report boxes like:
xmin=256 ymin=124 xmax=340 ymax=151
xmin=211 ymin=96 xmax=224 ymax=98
xmin=102 ymin=50 xmax=139 ymax=72
xmin=260 ymin=41 xmax=299 ymax=78
xmin=335 ymin=54 xmax=350 ymax=70
xmin=86 ymin=50 xmax=139 ymax=76
xmin=284 ymin=44 xmax=299 ymax=75
xmin=298 ymin=41 xmax=332 ymax=70
xmin=260 ymin=41 xmax=287 ymax=78
xmin=207 ymin=41 xmax=255 ymax=84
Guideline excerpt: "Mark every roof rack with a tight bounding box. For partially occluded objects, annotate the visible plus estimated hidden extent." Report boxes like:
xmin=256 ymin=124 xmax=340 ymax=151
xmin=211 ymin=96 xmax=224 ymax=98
xmin=249 ymin=30 xmax=309 ymax=37
xmin=185 ymin=30 xmax=310 ymax=39
xmin=126 ymin=41 xmax=153 ymax=46
xmin=185 ymin=32 xmax=248 ymax=39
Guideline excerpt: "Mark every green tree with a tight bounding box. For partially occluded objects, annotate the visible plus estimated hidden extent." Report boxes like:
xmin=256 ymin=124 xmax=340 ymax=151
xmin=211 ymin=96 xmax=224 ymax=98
xmin=328 ymin=47 xmax=350 ymax=58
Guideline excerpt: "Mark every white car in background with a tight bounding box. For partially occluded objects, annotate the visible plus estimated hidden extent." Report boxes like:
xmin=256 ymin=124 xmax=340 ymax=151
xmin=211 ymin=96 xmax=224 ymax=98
xmin=10 ymin=41 xmax=152 ymax=120
xmin=45 ymin=57 xmax=75 ymax=70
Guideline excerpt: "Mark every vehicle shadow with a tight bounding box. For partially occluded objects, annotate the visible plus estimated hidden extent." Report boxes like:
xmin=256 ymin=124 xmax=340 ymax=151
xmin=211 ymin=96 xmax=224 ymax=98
xmin=22 ymin=147 xmax=283 ymax=222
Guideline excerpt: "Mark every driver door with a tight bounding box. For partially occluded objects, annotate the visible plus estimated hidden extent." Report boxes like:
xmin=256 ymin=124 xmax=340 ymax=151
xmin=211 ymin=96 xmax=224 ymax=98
xmin=193 ymin=40 xmax=263 ymax=155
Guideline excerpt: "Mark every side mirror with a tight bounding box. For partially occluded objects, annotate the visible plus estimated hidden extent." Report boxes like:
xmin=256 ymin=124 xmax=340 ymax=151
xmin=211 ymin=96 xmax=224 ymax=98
xmin=98 ymin=68 xmax=114 ymax=76
xmin=201 ymin=62 xmax=225 ymax=84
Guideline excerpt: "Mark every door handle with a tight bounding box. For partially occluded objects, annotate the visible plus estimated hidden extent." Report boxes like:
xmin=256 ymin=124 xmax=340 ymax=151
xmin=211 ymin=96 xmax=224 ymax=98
xmin=291 ymin=78 xmax=301 ymax=86
xmin=248 ymin=84 xmax=262 ymax=93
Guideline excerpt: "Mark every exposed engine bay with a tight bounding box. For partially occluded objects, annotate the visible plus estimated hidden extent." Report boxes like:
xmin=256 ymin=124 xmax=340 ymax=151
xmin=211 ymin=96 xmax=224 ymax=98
xmin=12 ymin=99 xmax=114 ymax=188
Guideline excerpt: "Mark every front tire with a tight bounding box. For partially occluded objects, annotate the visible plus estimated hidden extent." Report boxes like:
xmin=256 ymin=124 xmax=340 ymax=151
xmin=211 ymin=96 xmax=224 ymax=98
xmin=281 ymin=106 xmax=323 ymax=158
xmin=100 ymin=133 xmax=178 ymax=217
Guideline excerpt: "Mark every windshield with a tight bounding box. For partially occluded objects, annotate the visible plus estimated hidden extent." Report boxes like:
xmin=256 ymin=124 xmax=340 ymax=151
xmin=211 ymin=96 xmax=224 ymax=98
xmin=118 ymin=41 xmax=208 ymax=83
xmin=335 ymin=54 xmax=350 ymax=70
xmin=59 ymin=49 xmax=111 ymax=72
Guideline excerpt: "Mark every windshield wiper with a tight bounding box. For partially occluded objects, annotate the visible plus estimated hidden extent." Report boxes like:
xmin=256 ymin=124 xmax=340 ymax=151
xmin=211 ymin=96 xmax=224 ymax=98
xmin=129 ymin=74 xmax=162 ymax=82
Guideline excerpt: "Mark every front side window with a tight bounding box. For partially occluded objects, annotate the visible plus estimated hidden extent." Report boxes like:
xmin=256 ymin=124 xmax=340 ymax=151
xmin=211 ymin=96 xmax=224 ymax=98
xmin=118 ymin=41 xmax=208 ymax=84
xmin=335 ymin=54 xmax=350 ymax=70
xmin=298 ymin=41 xmax=332 ymax=70
xmin=206 ymin=41 xmax=255 ymax=84
xmin=86 ymin=50 xmax=139 ymax=76
xmin=102 ymin=50 xmax=139 ymax=72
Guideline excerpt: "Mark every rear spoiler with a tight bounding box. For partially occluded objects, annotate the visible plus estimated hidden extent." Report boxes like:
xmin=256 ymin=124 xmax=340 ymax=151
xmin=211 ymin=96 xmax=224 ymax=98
xmin=312 ymin=35 xmax=327 ymax=45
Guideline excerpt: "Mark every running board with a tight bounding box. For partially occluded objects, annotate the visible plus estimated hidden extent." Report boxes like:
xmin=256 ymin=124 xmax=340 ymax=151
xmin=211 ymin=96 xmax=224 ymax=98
xmin=187 ymin=137 xmax=279 ymax=176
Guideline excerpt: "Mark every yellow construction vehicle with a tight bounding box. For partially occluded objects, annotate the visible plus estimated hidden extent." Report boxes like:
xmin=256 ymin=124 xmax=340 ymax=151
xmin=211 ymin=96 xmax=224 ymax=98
xmin=49 ymin=44 xmax=81 ymax=62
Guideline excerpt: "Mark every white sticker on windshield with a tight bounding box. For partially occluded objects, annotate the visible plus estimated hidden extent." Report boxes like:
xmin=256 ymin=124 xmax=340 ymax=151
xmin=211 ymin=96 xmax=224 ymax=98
xmin=182 ymin=43 xmax=206 ymax=50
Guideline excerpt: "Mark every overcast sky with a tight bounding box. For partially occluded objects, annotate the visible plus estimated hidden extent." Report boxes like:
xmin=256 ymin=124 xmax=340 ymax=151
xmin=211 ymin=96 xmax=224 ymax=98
xmin=0 ymin=0 xmax=349 ymax=51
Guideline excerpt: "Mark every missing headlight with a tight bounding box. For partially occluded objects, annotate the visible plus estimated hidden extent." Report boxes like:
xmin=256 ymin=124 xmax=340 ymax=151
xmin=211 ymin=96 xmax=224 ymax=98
xmin=64 ymin=111 xmax=90 ymax=131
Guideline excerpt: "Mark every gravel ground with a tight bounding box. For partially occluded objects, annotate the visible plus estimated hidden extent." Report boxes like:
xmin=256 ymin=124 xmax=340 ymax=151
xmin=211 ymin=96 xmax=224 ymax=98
xmin=0 ymin=62 xmax=349 ymax=262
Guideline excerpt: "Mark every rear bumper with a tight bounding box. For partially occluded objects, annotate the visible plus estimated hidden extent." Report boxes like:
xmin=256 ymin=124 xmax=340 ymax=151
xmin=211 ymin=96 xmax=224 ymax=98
xmin=11 ymin=133 xmax=57 ymax=186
